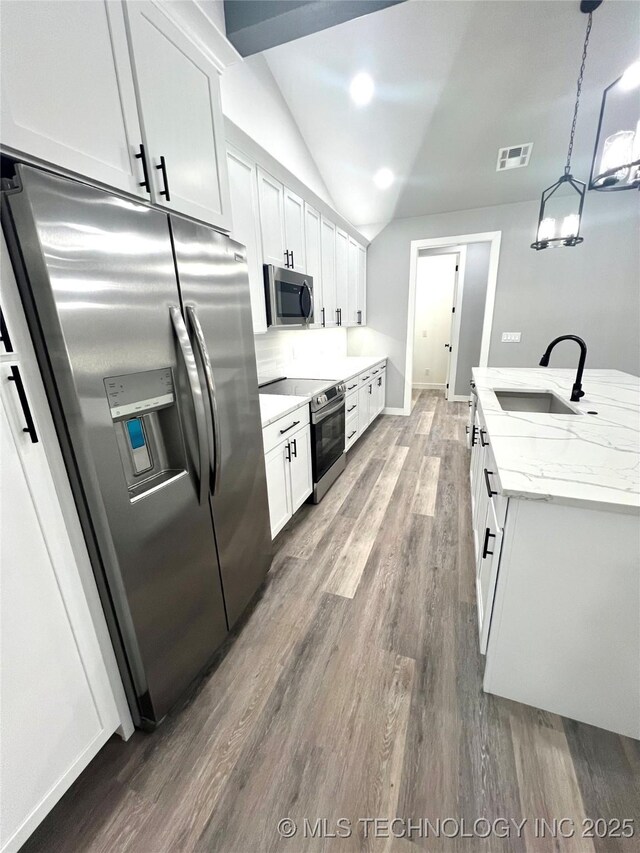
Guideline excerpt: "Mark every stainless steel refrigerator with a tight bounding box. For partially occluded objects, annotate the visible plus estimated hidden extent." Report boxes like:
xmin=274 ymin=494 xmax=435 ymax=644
xmin=2 ymin=165 xmax=272 ymax=727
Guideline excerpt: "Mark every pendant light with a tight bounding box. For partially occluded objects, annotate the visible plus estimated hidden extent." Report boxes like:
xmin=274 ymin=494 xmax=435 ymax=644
xmin=531 ymin=2 xmax=599 ymax=250
xmin=589 ymin=54 xmax=640 ymax=190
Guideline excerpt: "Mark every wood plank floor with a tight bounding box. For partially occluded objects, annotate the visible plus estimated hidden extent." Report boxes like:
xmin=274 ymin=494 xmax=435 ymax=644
xmin=23 ymin=392 xmax=640 ymax=853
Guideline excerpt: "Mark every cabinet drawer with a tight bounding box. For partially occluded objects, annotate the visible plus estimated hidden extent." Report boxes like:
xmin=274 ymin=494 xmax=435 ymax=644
xmin=481 ymin=445 xmax=508 ymax=529
xmin=345 ymin=377 xmax=359 ymax=394
xmin=358 ymin=370 xmax=373 ymax=385
xmin=345 ymin=411 xmax=359 ymax=450
xmin=262 ymin=404 xmax=310 ymax=455
xmin=345 ymin=394 xmax=358 ymax=417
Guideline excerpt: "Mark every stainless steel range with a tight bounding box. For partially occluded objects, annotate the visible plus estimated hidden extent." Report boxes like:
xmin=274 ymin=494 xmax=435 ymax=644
xmin=259 ymin=377 xmax=346 ymax=502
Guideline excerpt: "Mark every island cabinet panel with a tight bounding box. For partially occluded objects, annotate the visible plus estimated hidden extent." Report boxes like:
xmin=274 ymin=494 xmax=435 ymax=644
xmin=483 ymin=498 xmax=640 ymax=739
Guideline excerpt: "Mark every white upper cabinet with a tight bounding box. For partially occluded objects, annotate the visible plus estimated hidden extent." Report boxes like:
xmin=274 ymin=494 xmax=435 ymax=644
xmin=357 ymin=243 xmax=367 ymax=326
xmin=283 ymin=188 xmax=306 ymax=272
xmin=124 ymin=1 xmax=231 ymax=230
xmin=0 ymin=1 xmax=146 ymax=197
xmin=346 ymin=237 xmax=359 ymax=327
xmin=320 ymin=217 xmax=338 ymax=328
xmin=304 ymin=204 xmax=322 ymax=323
xmin=257 ymin=168 xmax=286 ymax=267
xmin=227 ymin=147 xmax=267 ymax=335
xmin=335 ymin=227 xmax=349 ymax=327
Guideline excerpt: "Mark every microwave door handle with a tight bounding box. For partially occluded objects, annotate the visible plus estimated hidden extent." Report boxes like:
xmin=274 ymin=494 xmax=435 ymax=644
xmin=186 ymin=306 xmax=222 ymax=496
xmin=170 ymin=307 xmax=209 ymax=504
xmin=300 ymin=282 xmax=313 ymax=323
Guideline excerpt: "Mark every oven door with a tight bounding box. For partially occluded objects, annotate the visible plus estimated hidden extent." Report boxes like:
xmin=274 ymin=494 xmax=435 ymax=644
xmin=311 ymin=396 xmax=345 ymax=482
xmin=264 ymin=265 xmax=314 ymax=327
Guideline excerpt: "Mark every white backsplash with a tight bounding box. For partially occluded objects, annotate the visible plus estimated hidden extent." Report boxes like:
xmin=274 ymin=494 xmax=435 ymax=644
xmin=254 ymin=327 xmax=348 ymax=382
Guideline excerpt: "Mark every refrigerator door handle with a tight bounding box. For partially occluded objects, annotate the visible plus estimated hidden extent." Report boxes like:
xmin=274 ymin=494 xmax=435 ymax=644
xmin=186 ymin=306 xmax=222 ymax=496
xmin=170 ymin=306 xmax=209 ymax=504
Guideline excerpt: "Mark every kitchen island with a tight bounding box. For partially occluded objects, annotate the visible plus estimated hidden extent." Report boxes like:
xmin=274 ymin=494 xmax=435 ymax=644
xmin=469 ymin=368 xmax=639 ymax=738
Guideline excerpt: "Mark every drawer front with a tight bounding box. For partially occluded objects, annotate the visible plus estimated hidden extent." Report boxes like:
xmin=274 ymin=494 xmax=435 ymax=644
xmin=345 ymin=377 xmax=359 ymax=394
xmin=345 ymin=411 xmax=359 ymax=450
xmin=345 ymin=393 xmax=358 ymax=418
xmin=262 ymin=404 xmax=310 ymax=455
xmin=359 ymin=370 xmax=373 ymax=385
xmin=481 ymin=444 xmax=508 ymax=529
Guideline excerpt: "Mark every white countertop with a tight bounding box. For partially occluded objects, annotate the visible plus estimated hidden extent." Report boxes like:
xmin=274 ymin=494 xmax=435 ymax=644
xmin=473 ymin=368 xmax=640 ymax=513
xmin=259 ymin=393 xmax=310 ymax=428
xmin=283 ymin=355 xmax=387 ymax=384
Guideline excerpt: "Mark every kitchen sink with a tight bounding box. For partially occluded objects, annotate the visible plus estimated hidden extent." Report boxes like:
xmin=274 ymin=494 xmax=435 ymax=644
xmin=495 ymin=390 xmax=580 ymax=415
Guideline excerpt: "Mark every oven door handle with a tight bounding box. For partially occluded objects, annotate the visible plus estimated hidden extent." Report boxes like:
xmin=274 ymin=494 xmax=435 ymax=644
xmin=312 ymin=396 xmax=345 ymax=424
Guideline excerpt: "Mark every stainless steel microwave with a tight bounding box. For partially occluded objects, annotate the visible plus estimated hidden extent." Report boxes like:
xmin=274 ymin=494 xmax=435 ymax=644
xmin=264 ymin=265 xmax=314 ymax=328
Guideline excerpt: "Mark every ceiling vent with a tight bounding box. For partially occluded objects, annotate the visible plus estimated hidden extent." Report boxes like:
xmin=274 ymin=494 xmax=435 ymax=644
xmin=496 ymin=144 xmax=533 ymax=171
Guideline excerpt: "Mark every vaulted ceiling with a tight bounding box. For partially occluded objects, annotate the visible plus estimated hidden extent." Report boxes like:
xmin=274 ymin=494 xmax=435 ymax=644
xmin=263 ymin=0 xmax=639 ymax=231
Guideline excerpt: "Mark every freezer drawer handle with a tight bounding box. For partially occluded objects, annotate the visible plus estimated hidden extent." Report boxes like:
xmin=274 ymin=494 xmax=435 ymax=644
xmin=186 ymin=307 xmax=222 ymax=496
xmin=135 ymin=144 xmax=151 ymax=193
xmin=279 ymin=419 xmax=300 ymax=435
xmin=484 ymin=468 xmax=497 ymax=498
xmin=170 ymin=307 xmax=209 ymax=504
xmin=8 ymin=365 xmax=38 ymax=444
xmin=482 ymin=527 xmax=496 ymax=559
xmin=156 ymin=156 xmax=171 ymax=201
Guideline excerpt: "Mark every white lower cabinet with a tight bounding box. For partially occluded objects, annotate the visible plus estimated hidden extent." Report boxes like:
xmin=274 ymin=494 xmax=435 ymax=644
xmin=347 ymin=362 xmax=386 ymax=450
xmin=263 ymin=406 xmax=312 ymax=538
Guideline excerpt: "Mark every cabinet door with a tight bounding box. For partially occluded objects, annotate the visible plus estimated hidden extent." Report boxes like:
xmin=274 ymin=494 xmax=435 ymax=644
xmin=1 ymin=372 xmax=121 ymax=853
xmin=335 ymin=228 xmax=349 ymax=327
xmin=304 ymin=204 xmax=322 ymax=324
xmin=227 ymin=148 xmax=267 ymax=335
xmin=357 ymin=244 xmax=367 ymax=326
xmin=288 ymin=427 xmax=313 ymax=512
xmin=346 ymin=237 xmax=359 ymax=327
xmin=476 ymin=502 xmax=504 ymax=654
xmin=1 ymin=1 xmax=145 ymax=198
xmin=358 ymin=383 xmax=371 ymax=435
xmin=257 ymin=168 xmax=286 ymax=267
xmin=125 ymin=1 xmax=231 ymax=229
xmin=264 ymin=441 xmax=292 ymax=538
xmin=376 ymin=372 xmax=386 ymax=415
xmin=320 ymin=217 xmax=337 ymax=328
xmin=283 ymin=188 xmax=306 ymax=272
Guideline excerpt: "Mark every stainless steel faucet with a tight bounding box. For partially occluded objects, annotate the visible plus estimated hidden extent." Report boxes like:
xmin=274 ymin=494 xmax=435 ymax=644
xmin=539 ymin=335 xmax=587 ymax=402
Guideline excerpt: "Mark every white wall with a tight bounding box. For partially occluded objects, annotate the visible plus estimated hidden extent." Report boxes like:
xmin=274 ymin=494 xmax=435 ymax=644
xmin=348 ymin=191 xmax=640 ymax=409
xmin=254 ymin=327 xmax=348 ymax=382
xmin=412 ymin=253 xmax=457 ymax=387
xmin=220 ymin=54 xmax=334 ymax=207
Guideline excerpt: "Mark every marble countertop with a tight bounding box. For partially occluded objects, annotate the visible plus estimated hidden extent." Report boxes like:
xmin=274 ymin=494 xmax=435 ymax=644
xmin=283 ymin=355 xmax=387 ymax=384
xmin=259 ymin=393 xmax=310 ymax=428
xmin=473 ymin=368 xmax=640 ymax=513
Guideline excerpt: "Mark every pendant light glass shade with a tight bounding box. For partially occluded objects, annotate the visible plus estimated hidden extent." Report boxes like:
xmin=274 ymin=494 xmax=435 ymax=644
xmin=589 ymin=59 xmax=640 ymax=190
xmin=531 ymin=173 xmax=586 ymax=250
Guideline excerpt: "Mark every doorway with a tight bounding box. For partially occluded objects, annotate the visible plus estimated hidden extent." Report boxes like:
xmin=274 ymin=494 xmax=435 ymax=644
xmin=404 ymin=231 xmax=501 ymax=412
xmin=411 ymin=248 xmax=464 ymax=401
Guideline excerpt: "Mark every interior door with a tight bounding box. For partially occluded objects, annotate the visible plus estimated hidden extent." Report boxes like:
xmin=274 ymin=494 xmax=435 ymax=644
xmin=321 ymin=218 xmax=337 ymax=327
xmin=257 ymin=168 xmax=286 ymax=267
xmin=283 ymin=188 xmax=306 ymax=272
xmin=170 ymin=217 xmax=273 ymax=627
xmin=227 ymin=147 xmax=267 ymax=334
xmin=1 ymin=1 xmax=145 ymax=197
xmin=125 ymin=1 xmax=230 ymax=230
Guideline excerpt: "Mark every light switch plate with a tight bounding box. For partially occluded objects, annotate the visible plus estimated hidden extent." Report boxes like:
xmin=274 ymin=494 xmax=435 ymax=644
xmin=501 ymin=332 xmax=521 ymax=343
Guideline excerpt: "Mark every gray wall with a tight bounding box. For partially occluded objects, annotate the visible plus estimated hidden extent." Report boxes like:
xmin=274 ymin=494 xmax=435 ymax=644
xmin=455 ymin=241 xmax=490 ymax=397
xmin=348 ymin=191 xmax=640 ymax=409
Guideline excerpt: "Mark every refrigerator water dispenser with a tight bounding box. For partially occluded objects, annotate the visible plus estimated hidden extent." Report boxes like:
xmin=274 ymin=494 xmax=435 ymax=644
xmin=104 ymin=368 xmax=187 ymax=500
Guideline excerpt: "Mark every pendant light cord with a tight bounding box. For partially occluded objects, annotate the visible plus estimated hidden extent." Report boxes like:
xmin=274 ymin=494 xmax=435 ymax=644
xmin=565 ymin=11 xmax=593 ymax=175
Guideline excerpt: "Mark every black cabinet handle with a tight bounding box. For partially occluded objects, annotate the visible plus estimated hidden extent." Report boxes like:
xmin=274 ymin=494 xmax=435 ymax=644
xmin=480 ymin=428 xmax=489 ymax=447
xmin=347 ymin=404 xmax=356 ymax=413
xmin=279 ymin=419 xmax=300 ymax=435
xmin=291 ymin=251 xmax=295 ymax=268
xmin=291 ymin=437 xmax=297 ymax=458
xmin=347 ymin=383 xmax=357 ymax=390
xmin=465 ymin=425 xmax=469 ymax=434
xmin=321 ymin=307 xmax=325 ymax=327
xmin=336 ymin=307 xmax=342 ymax=326
xmin=135 ymin=143 xmax=151 ymax=193
xmin=8 ymin=365 xmax=38 ymax=443
xmin=471 ymin=424 xmax=478 ymax=446
xmin=285 ymin=441 xmax=291 ymax=461
xmin=368 ymin=384 xmax=372 ymax=395
xmin=484 ymin=468 xmax=497 ymax=498
xmin=357 ymin=310 xmax=362 ymax=325
xmin=156 ymin=156 xmax=170 ymax=200
xmin=347 ymin=430 xmax=357 ymax=440
xmin=482 ymin=527 xmax=496 ymax=559
xmin=0 ymin=307 xmax=13 ymax=353
xmin=362 ymin=375 xmax=370 ymax=381
xmin=378 ymin=377 xmax=382 ymax=386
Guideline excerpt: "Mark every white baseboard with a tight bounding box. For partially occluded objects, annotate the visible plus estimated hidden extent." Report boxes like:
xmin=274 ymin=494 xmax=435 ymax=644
xmin=383 ymin=406 xmax=408 ymax=416
xmin=412 ymin=382 xmax=445 ymax=390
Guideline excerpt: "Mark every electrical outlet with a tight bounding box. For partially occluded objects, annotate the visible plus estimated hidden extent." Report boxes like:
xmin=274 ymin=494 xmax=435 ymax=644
xmin=501 ymin=332 xmax=521 ymax=343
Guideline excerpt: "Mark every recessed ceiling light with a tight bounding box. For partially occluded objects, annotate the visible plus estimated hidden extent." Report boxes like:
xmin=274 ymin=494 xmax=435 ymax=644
xmin=350 ymin=72 xmax=375 ymax=106
xmin=373 ymin=168 xmax=394 ymax=189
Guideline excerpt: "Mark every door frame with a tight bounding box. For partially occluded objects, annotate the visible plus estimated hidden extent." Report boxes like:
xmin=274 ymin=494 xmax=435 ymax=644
xmin=404 ymin=230 xmax=501 ymax=411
